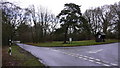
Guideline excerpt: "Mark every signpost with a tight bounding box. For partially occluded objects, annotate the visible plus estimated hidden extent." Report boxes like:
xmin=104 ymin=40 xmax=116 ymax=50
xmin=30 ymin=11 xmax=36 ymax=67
xmin=69 ymin=38 xmax=72 ymax=44
xmin=8 ymin=39 xmax=12 ymax=55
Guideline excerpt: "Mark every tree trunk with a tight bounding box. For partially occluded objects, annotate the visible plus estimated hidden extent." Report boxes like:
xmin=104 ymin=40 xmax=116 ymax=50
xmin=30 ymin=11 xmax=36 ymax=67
xmin=103 ymin=20 xmax=108 ymax=34
xmin=64 ymin=25 xmax=68 ymax=44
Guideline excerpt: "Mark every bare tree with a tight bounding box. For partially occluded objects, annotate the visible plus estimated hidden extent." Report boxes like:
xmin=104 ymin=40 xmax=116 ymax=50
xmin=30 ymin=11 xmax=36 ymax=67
xmin=84 ymin=2 xmax=120 ymax=39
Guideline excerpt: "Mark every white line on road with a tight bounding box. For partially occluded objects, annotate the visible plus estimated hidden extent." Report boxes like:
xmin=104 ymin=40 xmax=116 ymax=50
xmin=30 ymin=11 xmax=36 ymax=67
xmin=83 ymin=58 xmax=88 ymax=60
xmin=102 ymin=64 xmax=110 ymax=66
xmin=78 ymin=57 xmax=82 ymax=58
xmin=52 ymin=50 xmax=58 ymax=51
xmin=95 ymin=59 xmax=101 ymax=61
xmin=83 ymin=56 xmax=89 ymax=58
xmin=110 ymin=63 xmax=118 ymax=66
xmin=88 ymin=49 xmax=103 ymax=53
xmin=60 ymin=51 xmax=117 ymax=66
xmin=45 ymin=48 xmax=117 ymax=66
xmin=95 ymin=62 xmax=102 ymax=64
xmin=89 ymin=57 xmax=94 ymax=59
xmin=88 ymin=59 xmax=94 ymax=62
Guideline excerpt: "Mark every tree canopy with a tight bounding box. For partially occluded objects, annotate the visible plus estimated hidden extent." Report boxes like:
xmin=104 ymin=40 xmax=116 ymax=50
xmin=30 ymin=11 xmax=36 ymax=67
xmin=57 ymin=3 xmax=90 ymax=43
xmin=1 ymin=1 xmax=119 ymax=45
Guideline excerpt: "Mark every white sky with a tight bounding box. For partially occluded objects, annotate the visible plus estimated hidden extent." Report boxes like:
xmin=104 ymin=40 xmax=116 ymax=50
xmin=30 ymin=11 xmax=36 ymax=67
xmin=4 ymin=0 xmax=120 ymax=16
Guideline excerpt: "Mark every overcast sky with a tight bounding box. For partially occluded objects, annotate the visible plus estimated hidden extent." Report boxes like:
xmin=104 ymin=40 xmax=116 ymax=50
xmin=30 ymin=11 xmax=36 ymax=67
xmin=5 ymin=0 xmax=120 ymax=15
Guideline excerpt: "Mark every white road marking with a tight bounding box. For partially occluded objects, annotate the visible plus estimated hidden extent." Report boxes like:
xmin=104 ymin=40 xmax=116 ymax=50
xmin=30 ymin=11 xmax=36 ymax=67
xmin=83 ymin=56 xmax=88 ymax=58
xmin=110 ymin=63 xmax=118 ymax=66
xmin=102 ymin=64 xmax=110 ymax=66
xmin=95 ymin=62 xmax=102 ymax=64
xmin=88 ymin=49 xmax=103 ymax=53
xmin=68 ymin=53 xmax=73 ymax=55
xmin=79 ymin=55 xmax=83 ymax=56
xmin=78 ymin=57 xmax=82 ymax=58
xmin=48 ymin=49 xmax=116 ymax=66
xmin=71 ymin=55 xmax=75 ymax=56
xmin=67 ymin=54 xmax=71 ymax=55
xmin=45 ymin=48 xmax=50 ymax=49
xmin=88 ymin=59 xmax=94 ymax=62
xmin=89 ymin=57 xmax=94 ymax=59
xmin=63 ymin=52 xmax=66 ymax=54
xmin=83 ymin=58 xmax=87 ymax=60
xmin=60 ymin=51 xmax=117 ymax=66
xmin=95 ymin=59 xmax=101 ymax=61
xmin=75 ymin=55 xmax=79 ymax=57
xmin=52 ymin=49 xmax=58 ymax=51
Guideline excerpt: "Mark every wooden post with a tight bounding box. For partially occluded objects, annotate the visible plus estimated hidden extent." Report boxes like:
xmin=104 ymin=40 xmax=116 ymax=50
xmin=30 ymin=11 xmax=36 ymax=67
xmin=8 ymin=39 xmax=12 ymax=55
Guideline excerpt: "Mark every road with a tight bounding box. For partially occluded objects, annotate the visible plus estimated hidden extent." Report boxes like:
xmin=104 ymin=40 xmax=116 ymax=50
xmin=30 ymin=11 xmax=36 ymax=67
xmin=16 ymin=43 xmax=118 ymax=66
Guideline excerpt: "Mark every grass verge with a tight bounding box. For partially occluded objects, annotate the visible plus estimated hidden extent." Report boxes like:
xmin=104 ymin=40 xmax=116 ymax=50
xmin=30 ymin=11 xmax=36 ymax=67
xmin=26 ymin=39 xmax=118 ymax=47
xmin=2 ymin=44 xmax=44 ymax=66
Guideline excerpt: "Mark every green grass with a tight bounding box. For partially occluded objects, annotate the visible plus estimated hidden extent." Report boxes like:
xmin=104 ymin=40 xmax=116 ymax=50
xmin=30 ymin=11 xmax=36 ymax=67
xmin=11 ymin=44 xmax=44 ymax=66
xmin=27 ymin=39 xmax=118 ymax=47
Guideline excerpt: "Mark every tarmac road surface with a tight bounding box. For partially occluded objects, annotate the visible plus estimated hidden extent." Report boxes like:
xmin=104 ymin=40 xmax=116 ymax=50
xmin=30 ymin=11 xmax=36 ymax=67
xmin=16 ymin=43 xmax=119 ymax=66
